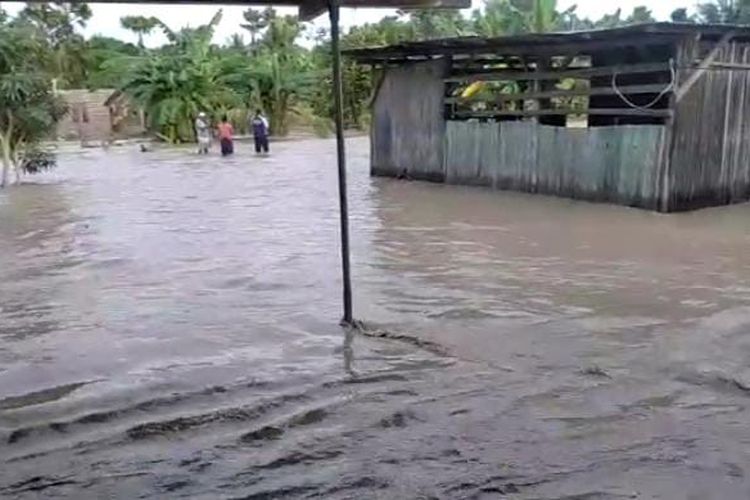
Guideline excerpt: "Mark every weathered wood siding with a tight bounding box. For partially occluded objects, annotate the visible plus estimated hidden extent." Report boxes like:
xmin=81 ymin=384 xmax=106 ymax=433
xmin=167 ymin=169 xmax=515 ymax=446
xmin=670 ymin=39 xmax=750 ymax=211
xmin=371 ymin=59 xmax=448 ymax=181
xmin=57 ymin=89 xmax=114 ymax=143
xmin=444 ymin=121 xmax=667 ymax=209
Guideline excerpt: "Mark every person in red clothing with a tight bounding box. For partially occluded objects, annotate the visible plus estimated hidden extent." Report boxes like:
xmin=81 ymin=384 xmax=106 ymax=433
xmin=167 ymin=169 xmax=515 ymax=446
xmin=217 ymin=115 xmax=234 ymax=156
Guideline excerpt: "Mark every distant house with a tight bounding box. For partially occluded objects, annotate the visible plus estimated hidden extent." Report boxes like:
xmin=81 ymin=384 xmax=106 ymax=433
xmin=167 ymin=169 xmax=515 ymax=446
xmin=57 ymin=89 xmax=144 ymax=145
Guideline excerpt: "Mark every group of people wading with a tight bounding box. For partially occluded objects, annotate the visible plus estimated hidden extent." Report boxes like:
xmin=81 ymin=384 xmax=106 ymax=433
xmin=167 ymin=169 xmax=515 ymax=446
xmin=194 ymin=110 xmax=270 ymax=157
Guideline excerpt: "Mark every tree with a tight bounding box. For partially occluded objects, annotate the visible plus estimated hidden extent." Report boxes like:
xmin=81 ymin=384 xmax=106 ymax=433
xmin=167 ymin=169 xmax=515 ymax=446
xmin=262 ymin=12 xmax=302 ymax=52
xmin=696 ymin=0 xmax=750 ymax=23
xmin=473 ymin=0 xmax=522 ymax=36
xmin=626 ymin=6 xmax=656 ymax=24
xmin=227 ymin=33 xmax=246 ymax=52
xmin=593 ymin=8 xmax=623 ymax=28
xmin=473 ymin=0 xmax=577 ymax=36
xmin=84 ymin=36 xmax=140 ymax=88
xmin=671 ymin=8 xmax=694 ymax=23
xmin=225 ymin=13 xmax=317 ymax=135
xmin=342 ymin=16 xmax=413 ymax=47
xmin=0 ymin=23 xmax=66 ymax=187
xmin=156 ymin=9 xmax=222 ymax=53
xmin=530 ymin=0 xmax=558 ymax=33
xmin=16 ymin=2 xmax=93 ymax=88
xmin=120 ymin=10 xmax=237 ymax=143
xmin=224 ymin=52 xmax=316 ymax=135
xmin=120 ymin=15 xmax=160 ymax=48
xmin=401 ymin=9 xmax=469 ymax=39
xmin=241 ymin=8 xmax=268 ymax=46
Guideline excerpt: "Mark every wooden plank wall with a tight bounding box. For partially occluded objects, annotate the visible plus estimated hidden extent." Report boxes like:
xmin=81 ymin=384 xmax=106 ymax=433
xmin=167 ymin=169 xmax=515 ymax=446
xmin=444 ymin=121 xmax=667 ymax=209
xmin=669 ymin=39 xmax=750 ymax=211
xmin=371 ymin=59 xmax=448 ymax=181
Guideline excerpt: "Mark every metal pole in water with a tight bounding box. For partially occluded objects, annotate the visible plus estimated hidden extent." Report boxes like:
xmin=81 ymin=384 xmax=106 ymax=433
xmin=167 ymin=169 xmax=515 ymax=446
xmin=329 ymin=0 xmax=353 ymax=325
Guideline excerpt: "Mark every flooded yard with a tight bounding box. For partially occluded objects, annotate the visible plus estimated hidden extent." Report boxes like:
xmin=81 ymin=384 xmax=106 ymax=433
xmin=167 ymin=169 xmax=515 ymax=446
xmin=2 ymin=137 xmax=750 ymax=499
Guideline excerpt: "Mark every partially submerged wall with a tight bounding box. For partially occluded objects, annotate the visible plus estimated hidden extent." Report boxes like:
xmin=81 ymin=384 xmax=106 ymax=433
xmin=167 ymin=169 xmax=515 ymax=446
xmin=371 ymin=60 xmax=447 ymax=181
xmin=57 ymin=89 xmax=114 ymax=143
xmin=444 ymin=121 xmax=667 ymax=210
xmin=369 ymin=61 xmax=670 ymax=211
xmin=669 ymin=39 xmax=750 ymax=211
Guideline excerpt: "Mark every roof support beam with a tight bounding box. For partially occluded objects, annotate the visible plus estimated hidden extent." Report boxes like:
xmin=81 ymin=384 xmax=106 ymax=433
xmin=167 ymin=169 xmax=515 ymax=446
xmin=676 ymin=31 xmax=735 ymax=102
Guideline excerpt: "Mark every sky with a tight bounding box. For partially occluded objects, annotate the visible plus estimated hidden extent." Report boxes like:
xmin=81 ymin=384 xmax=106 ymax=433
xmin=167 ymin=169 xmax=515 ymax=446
xmin=0 ymin=1 xmax=692 ymax=47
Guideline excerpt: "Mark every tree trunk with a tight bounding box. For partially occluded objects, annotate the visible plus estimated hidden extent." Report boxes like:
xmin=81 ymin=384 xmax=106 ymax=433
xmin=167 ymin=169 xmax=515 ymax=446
xmin=1 ymin=153 xmax=10 ymax=189
xmin=13 ymin=159 xmax=21 ymax=185
xmin=0 ymin=136 xmax=11 ymax=189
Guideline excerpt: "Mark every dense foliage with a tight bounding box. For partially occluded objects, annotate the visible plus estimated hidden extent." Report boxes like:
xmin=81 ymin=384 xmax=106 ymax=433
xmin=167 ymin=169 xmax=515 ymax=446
xmin=0 ymin=20 xmax=66 ymax=186
xmin=0 ymin=0 xmax=743 ymax=185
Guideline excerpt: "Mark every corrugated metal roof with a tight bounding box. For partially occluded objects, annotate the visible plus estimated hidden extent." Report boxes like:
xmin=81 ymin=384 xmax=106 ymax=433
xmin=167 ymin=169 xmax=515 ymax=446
xmin=345 ymin=22 xmax=750 ymax=61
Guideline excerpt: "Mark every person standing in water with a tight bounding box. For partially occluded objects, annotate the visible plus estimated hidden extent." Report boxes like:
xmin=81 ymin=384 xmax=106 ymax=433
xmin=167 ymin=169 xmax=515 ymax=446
xmin=217 ymin=115 xmax=234 ymax=156
xmin=250 ymin=109 xmax=270 ymax=155
xmin=195 ymin=112 xmax=211 ymax=154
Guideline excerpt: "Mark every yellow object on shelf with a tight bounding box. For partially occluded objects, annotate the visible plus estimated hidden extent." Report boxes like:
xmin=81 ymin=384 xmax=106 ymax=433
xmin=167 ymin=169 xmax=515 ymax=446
xmin=461 ymin=81 xmax=485 ymax=99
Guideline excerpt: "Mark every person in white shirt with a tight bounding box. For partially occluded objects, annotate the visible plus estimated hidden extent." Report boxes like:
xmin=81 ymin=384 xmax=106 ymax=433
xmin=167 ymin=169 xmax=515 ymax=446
xmin=195 ymin=112 xmax=211 ymax=154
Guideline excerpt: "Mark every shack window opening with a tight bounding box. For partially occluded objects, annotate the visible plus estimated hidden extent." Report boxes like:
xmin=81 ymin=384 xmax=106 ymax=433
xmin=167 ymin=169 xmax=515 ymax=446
xmin=443 ymin=45 xmax=675 ymax=127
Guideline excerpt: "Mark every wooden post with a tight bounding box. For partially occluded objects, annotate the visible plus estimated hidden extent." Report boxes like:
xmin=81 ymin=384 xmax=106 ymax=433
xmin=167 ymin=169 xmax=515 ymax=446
xmin=329 ymin=0 xmax=353 ymax=325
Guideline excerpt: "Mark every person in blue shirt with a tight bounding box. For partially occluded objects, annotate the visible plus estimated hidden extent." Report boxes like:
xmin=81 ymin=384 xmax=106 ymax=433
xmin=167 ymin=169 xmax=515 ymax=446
xmin=250 ymin=109 xmax=270 ymax=155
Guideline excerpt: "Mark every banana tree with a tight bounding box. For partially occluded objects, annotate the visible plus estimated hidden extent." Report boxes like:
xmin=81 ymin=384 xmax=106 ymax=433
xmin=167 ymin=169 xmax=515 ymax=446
xmin=223 ymin=50 xmax=318 ymax=136
xmin=120 ymin=10 xmax=239 ymax=143
xmin=123 ymin=53 xmax=237 ymax=143
xmin=475 ymin=0 xmax=576 ymax=36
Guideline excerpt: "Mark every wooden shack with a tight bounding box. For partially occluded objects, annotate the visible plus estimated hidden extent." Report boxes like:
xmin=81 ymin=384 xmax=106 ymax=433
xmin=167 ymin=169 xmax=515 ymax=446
xmin=348 ymin=23 xmax=750 ymax=212
xmin=57 ymin=89 xmax=144 ymax=145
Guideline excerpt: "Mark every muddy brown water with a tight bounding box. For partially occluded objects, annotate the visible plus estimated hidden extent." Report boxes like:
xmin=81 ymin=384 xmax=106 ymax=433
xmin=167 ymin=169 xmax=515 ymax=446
xmin=2 ymin=137 xmax=750 ymax=499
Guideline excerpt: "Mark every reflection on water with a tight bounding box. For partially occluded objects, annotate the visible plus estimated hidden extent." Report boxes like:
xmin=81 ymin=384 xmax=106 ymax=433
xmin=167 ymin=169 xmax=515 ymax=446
xmin=2 ymin=138 xmax=750 ymax=498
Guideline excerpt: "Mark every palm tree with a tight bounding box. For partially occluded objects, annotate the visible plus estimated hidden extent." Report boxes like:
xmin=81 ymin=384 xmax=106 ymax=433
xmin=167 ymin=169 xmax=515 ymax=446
xmin=241 ymin=8 xmax=267 ymax=46
xmin=120 ymin=15 xmax=160 ymax=48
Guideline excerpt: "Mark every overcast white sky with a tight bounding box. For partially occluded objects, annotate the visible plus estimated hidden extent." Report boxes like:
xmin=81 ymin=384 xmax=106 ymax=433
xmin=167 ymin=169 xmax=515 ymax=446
xmin=1 ymin=1 xmax=692 ymax=46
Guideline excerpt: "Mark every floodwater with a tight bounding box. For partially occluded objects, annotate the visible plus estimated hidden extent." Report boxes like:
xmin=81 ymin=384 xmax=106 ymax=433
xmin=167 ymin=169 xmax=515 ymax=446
xmin=2 ymin=137 xmax=750 ymax=499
